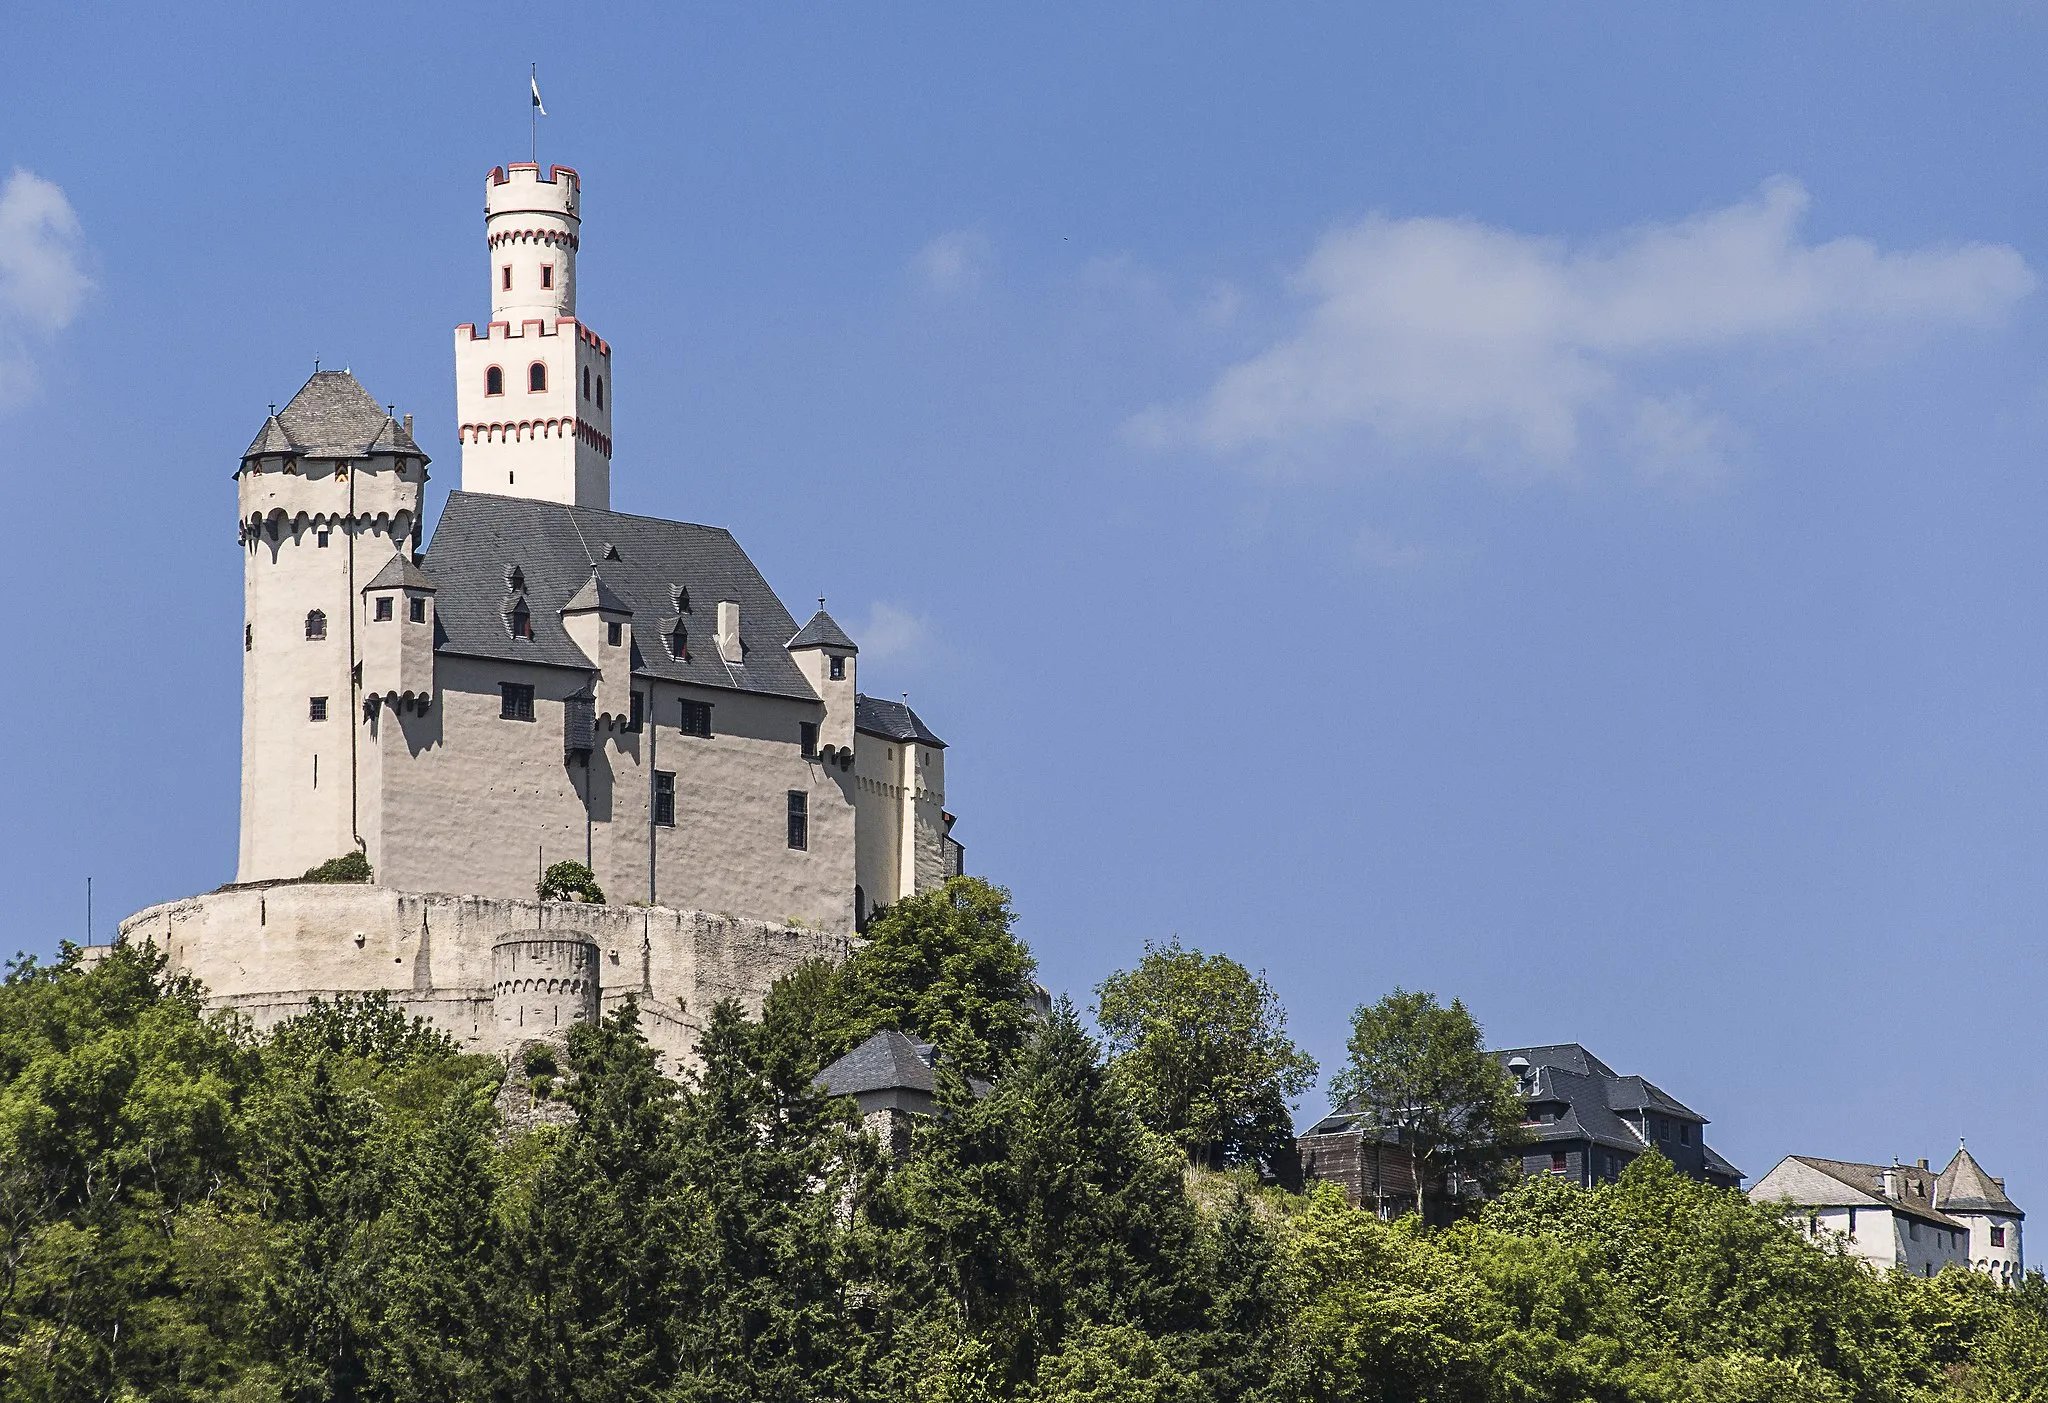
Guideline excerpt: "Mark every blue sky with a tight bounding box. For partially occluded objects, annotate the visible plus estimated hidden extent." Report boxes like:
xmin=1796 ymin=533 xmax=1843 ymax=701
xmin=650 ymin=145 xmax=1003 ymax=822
xmin=7 ymin=3 xmax=2048 ymax=1206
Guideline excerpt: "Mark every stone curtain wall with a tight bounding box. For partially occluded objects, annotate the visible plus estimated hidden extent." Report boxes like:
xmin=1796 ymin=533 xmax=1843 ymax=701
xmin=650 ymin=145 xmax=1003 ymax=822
xmin=117 ymin=884 xmax=853 ymax=1070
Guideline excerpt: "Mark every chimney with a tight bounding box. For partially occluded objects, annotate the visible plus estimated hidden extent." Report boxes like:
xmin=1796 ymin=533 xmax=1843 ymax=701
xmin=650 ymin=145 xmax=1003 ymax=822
xmin=1916 ymin=1158 xmax=1929 ymax=1170
xmin=1882 ymin=1168 xmax=1899 ymax=1199
xmin=403 ymin=413 xmax=413 ymax=438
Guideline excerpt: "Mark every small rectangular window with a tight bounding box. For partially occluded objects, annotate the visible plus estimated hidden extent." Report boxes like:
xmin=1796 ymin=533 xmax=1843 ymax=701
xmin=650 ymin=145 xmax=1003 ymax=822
xmin=317 ymin=529 xmax=330 ymax=548
xmin=653 ymin=771 xmax=675 ymax=826
xmin=374 ymin=597 xmax=393 ymax=621
xmin=787 ymin=790 xmax=808 ymax=850
xmin=800 ymin=721 xmax=819 ymax=759
xmin=607 ymin=620 xmax=623 ymax=647
xmin=1550 ymin=1150 xmax=1568 ymax=1174
xmin=245 ymin=623 xmax=253 ymax=652
xmin=501 ymin=265 xmax=512 ymax=290
xmin=678 ymin=699 xmax=712 ymax=738
xmin=410 ymin=596 xmax=427 ymax=623
xmin=540 ymin=264 xmax=554 ymax=289
xmin=500 ymin=682 xmax=536 ymax=721
xmin=309 ymin=696 xmax=328 ymax=722
xmin=629 ymin=690 xmax=645 ymax=731
xmin=1994 ymin=1226 xmax=2007 ymax=1248
xmin=829 ymin=654 xmax=845 ymax=680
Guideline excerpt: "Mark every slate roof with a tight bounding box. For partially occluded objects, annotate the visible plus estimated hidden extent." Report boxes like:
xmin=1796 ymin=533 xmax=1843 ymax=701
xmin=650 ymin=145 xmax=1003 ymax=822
xmin=818 ymin=1030 xmax=939 ymax=1100
xmin=789 ymin=609 xmax=857 ymax=652
xmin=1937 ymin=1145 xmax=2023 ymax=1218
xmin=562 ymin=571 xmax=633 ymax=615
xmin=1772 ymin=1156 xmax=1968 ymax=1230
xmin=243 ymin=371 xmax=422 ymax=461
xmin=363 ymin=553 xmax=437 ymax=592
xmin=419 ymin=491 xmax=817 ymax=701
xmin=856 ymin=695 xmax=946 ymax=748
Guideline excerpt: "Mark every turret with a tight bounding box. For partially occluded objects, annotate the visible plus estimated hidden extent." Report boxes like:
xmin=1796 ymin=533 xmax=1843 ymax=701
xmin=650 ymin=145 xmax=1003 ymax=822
xmin=237 ymin=371 xmax=427 ymax=882
xmin=455 ymin=163 xmax=614 ymax=509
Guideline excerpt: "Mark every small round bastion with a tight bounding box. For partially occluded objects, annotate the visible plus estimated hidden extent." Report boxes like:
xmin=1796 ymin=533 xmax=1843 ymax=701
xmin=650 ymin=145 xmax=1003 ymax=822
xmin=492 ymin=931 xmax=601 ymax=1041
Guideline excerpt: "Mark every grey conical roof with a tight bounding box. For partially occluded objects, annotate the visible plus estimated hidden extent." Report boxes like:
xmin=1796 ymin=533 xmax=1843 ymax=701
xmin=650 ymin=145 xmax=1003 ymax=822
xmin=1937 ymin=1144 xmax=2023 ymax=1217
xmin=241 ymin=370 xmax=427 ymax=462
xmin=362 ymin=553 xmax=437 ymax=593
xmin=788 ymin=609 xmax=857 ymax=652
xmin=560 ymin=570 xmax=633 ymax=615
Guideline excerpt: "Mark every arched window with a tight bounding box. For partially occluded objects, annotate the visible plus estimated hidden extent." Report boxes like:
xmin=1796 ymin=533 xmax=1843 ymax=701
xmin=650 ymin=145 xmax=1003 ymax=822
xmin=485 ymin=366 xmax=504 ymax=396
xmin=305 ymin=609 xmax=327 ymax=640
xmin=596 ymin=375 xmax=605 ymax=409
xmin=528 ymin=362 xmax=547 ymax=392
xmin=583 ymin=366 xmax=591 ymax=401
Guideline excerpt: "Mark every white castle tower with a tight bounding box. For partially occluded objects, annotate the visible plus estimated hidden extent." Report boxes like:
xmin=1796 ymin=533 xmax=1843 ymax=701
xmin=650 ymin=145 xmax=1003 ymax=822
xmin=453 ymin=164 xmax=614 ymax=509
xmin=237 ymin=375 xmax=427 ymax=881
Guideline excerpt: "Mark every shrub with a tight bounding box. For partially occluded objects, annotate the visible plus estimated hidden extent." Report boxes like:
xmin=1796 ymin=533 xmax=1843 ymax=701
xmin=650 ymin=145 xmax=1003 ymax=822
xmin=301 ymin=851 xmax=372 ymax=883
xmin=538 ymin=860 xmax=605 ymax=904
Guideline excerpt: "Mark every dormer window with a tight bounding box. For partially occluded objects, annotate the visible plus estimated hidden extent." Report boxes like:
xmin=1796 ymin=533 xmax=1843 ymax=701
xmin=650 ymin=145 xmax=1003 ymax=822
xmin=668 ymin=623 xmax=688 ymax=660
xmin=529 ymin=362 xmax=547 ymax=392
xmin=486 ymin=366 xmax=504 ymax=396
xmin=508 ymin=601 xmax=532 ymax=639
xmin=673 ymin=586 xmax=690 ymax=613
xmin=305 ymin=610 xmax=327 ymax=640
xmin=507 ymin=566 xmax=526 ymax=592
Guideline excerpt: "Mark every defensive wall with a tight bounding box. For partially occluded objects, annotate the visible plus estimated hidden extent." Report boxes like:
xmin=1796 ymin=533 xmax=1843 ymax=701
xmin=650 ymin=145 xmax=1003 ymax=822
xmin=116 ymin=882 xmax=853 ymax=1069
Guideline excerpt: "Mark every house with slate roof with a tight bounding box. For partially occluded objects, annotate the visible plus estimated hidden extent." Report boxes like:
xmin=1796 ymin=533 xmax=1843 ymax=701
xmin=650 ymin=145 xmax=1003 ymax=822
xmin=1298 ymin=1042 xmax=1740 ymax=1217
xmin=231 ymin=160 xmax=963 ymax=932
xmin=816 ymin=1029 xmax=988 ymax=1157
xmin=1750 ymin=1145 xmax=2023 ymax=1282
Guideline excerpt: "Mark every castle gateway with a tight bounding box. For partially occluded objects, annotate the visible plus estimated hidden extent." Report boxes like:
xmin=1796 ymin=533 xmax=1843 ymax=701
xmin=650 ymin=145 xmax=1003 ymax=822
xmin=121 ymin=161 xmax=963 ymax=1066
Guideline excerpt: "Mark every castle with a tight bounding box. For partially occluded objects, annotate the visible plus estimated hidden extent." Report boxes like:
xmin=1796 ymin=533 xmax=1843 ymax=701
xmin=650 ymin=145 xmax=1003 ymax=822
xmin=118 ymin=161 xmax=962 ymax=1066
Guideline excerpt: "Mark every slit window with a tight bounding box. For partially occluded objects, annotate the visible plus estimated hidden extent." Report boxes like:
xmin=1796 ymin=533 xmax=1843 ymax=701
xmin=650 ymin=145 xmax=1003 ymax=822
xmin=629 ymin=690 xmax=645 ymax=731
xmin=528 ymin=362 xmax=547 ymax=392
xmin=540 ymin=263 xmax=554 ymax=289
xmin=583 ymin=366 xmax=591 ymax=400
xmin=305 ymin=609 xmax=327 ymax=640
xmin=501 ymin=265 xmax=512 ymax=290
xmin=374 ymin=597 xmax=393 ymax=622
xmin=678 ymin=699 xmax=712 ymax=738
xmin=596 ymin=376 xmax=604 ymax=409
xmin=309 ymin=696 xmax=328 ymax=722
xmin=787 ymin=791 xmax=808 ymax=850
xmin=800 ymin=721 xmax=818 ymax=758
xmin=486 ymin=366 xmax=504 ymax=396
xmin=500 ymin=682 xmax=535 ymax=721
xmin=654 ymin=771 xmax=675 ymax=826
xmin=245 ymin=623 xmax=253 ymax=652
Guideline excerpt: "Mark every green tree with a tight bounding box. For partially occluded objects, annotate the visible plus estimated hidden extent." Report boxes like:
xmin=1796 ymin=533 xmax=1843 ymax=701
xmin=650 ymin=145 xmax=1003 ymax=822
xmin=537 ymin=860 xmax=605 ymax=903
xmin=1095 ymin=939 xmax=1316 ymax=1170
xmin=819 ymin=876 xmax=1037 ymax=1079
xmin=1331 ymin=988 xmax=1528 ymax=1217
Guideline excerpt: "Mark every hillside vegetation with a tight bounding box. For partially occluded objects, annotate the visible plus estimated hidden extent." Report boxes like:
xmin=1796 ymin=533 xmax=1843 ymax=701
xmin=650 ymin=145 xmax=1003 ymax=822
xmin=4 ymin=888 xmax=2046 ymax=1402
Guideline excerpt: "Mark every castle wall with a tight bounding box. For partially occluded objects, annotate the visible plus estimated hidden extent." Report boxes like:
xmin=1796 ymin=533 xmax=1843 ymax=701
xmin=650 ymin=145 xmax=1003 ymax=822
xmin=369 ymin=656 xmax=859 ymax=934
xmin=118 ymin=883 xmax=852 ymax=1070
xmin=853 ymin=731 xmax=948 ymax=911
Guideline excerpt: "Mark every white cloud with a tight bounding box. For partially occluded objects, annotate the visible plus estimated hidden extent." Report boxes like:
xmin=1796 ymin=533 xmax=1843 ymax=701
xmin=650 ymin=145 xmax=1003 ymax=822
xmin=913 ymin=228 xmax=993 ymax=295
xmin=860 ymin=601 xmax=932 ymax=662
xmin=1144 ymin=179 xmax=2034 ymax=481
xmin=0 ymin=169 xmax=91 ymax=409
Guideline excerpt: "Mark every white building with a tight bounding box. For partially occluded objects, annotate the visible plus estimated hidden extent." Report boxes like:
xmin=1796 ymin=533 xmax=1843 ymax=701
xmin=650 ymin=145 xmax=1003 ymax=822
xmin=234 ymin=161 xmax=960 ymax=932
xmin=1749 ymin=1146 xmax=2023 ymax=1282
xmin=119 ymin=158 xmax=966 ymax=1069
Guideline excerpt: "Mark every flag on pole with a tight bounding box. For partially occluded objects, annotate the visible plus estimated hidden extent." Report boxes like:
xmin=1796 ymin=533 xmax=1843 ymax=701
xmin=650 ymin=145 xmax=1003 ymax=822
xmin=531 ymin=71 xmax=546 ymax=116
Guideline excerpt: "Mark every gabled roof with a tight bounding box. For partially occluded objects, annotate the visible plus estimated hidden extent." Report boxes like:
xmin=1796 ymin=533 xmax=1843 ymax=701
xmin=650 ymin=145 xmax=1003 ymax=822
xmin=818 ymin=1029 xmax=939 ymax=1099
xmin=561 ymin=571 xmax=633 ymax=615
xmin=1938 ymin=1145 xmax=2023 ymax=1218
xmin=362 ymin=553 xmax=437 ymax=592
xmin=243 ymin=371 xmax=422 ymax=461
xmin=419 ymin=491 xmax=817 ymax=701
xmin=856 ymin=694 xmax=946 ymax=748
xmin=1756 ymin=1156 xmax=1967 ymax=1230
xmin=788 ymin=609 xmax=857 ymax=652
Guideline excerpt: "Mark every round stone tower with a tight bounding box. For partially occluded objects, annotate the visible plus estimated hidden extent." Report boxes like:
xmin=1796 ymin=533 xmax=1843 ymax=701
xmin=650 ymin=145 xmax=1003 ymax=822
xmin=486 ymin=162 xmax=579 ymax=322
xmin=491 ymin=931 xmax=601 ymax=1043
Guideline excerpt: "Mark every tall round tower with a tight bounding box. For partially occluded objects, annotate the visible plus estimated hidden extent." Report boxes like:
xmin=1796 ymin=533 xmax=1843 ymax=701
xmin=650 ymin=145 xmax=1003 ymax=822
xmin=455 ymin=163 xmax=614 ymax=510
xmin=236 ymin=373 xmax=427 ymax=882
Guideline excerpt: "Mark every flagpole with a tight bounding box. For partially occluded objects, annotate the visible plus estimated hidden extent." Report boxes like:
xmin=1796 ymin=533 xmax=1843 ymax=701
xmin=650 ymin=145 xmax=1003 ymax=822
xmin=530 ymin=63 xmax=537 ymax=164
